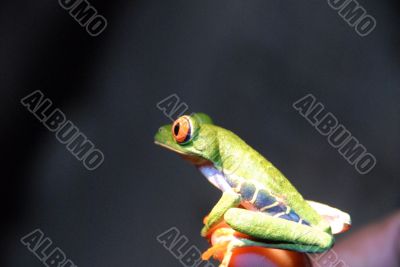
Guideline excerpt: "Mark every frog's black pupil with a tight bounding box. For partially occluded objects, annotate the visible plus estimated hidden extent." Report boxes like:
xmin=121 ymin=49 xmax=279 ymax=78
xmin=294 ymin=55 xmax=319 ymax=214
xmin=174 ymin=123 xmax=180 ymax=135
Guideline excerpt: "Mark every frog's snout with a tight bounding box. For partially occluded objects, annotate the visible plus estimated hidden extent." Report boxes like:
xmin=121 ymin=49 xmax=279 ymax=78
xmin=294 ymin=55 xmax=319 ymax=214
xmin=154 ymin=124 xmax=172 ymax=144
xmin=157 ymin=126 xmax=168 ymax=136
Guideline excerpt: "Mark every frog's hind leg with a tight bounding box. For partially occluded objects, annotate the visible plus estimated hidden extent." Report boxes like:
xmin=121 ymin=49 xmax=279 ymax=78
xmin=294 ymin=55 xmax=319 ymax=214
xmin=224 ymin=208 xmax=334 ymax=253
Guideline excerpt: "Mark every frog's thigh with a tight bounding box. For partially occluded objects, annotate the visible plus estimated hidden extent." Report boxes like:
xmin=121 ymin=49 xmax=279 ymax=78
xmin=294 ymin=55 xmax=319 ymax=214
xmin=224 ymin=208 xmax=333 ymax=252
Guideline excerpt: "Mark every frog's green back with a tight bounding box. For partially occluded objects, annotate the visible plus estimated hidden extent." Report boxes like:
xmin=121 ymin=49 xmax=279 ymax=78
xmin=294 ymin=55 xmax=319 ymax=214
xmin=211 ymin=125 xmax=327 ymax=230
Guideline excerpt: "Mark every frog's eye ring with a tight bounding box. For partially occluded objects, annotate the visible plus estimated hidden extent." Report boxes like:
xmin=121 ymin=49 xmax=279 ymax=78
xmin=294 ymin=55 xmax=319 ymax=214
xmin=172 ymin=116 xmax=192 ymax=144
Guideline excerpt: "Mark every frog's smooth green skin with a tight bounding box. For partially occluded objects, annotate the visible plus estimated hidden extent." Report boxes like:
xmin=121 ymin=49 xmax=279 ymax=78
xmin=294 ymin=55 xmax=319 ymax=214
xmin=154 ymin=113 xmax=351 ymax=267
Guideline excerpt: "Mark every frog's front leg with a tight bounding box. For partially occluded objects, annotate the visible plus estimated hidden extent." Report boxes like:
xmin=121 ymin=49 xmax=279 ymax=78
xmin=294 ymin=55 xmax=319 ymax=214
xmin=224 ymin=208 xmax=334 ymax=253
xmin=201 ymin=191 xmax=241 ymax=237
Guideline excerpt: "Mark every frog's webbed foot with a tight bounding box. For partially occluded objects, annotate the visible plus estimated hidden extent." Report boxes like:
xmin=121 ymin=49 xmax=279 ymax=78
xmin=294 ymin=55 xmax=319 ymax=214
xmin=202 ymin=228 xmax=246 ymax=267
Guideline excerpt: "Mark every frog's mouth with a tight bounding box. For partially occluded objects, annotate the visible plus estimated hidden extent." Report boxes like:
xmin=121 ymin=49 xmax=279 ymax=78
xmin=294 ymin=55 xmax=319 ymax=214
xmin=154 ymin=140 xmax=211 ymax=166
xmin=154 ymin=140 xmax=187 ymax=155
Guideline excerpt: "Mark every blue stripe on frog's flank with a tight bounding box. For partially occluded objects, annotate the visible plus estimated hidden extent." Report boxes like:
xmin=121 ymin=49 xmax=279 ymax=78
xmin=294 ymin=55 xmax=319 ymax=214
xmin=238 ymin=181 xmax=310 ymax=225
xmin=240 ymin=182 xmax=257 ymax=201
xmin=264 ymin=204 xmax=285 ymax=214
xmin=253 ymin=189 xmax=277 ymax=208
xmin=198 ymin=165 xmax=310 ymax=226
xmin=279 ymin=210 xmax=310 ymax=225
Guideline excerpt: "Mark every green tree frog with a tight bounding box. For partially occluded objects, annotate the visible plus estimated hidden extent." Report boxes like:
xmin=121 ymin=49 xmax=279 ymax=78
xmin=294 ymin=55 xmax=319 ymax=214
xmin=154 ymin=113 xmax=351 ymax=266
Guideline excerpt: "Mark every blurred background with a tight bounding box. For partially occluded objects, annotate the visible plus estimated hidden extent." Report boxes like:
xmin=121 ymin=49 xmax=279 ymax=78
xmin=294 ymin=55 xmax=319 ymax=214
xmin=1 ymin=0 xmax=399 ymax=266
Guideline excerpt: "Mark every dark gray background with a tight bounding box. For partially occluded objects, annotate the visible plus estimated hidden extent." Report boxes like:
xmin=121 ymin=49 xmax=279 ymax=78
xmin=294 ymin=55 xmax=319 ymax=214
xmin=2 ymin=0 xmax=399 ymax=266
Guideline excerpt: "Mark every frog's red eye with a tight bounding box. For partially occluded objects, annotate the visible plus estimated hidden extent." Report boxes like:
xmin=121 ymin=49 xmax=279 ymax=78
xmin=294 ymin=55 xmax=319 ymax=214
xmin=172 ymin=116 xmax=192 ymax=144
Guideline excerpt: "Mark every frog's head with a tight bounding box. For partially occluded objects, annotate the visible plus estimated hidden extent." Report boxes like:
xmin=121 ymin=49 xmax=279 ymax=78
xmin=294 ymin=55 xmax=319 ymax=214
xmin=154 ymin=113 xmax=219 ymax=165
